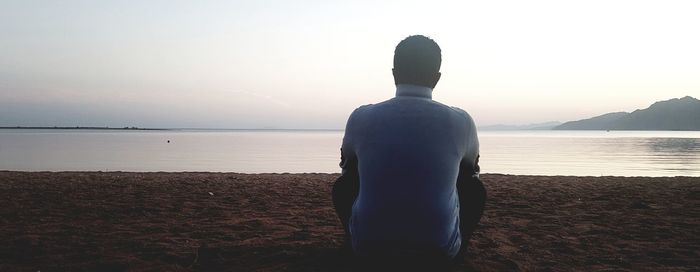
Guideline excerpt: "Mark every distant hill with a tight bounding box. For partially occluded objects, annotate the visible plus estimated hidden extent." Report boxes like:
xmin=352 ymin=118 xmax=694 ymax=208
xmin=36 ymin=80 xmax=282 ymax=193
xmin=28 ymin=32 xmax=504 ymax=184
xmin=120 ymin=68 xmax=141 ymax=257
xmin=554 ymin=96 xmax=700 ymax=130
xmin=480 ymin=121 xmax=562 ymax=130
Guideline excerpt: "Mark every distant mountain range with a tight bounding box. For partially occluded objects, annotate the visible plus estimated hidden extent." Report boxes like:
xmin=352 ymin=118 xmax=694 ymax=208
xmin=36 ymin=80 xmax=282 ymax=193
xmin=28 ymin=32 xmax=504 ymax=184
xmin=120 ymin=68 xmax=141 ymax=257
xmin=554 ymin=96 xmax=700 ymax=131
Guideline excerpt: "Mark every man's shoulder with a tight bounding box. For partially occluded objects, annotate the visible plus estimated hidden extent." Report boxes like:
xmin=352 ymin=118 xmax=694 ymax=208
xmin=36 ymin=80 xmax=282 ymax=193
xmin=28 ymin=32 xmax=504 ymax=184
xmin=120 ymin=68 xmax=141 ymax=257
xmin=448 ymin=106 xmax=471 ymax=118
xmin=349 ymin=103 xmax=374 ymax=116
xmin=349 ymin=99 xmax=397 ymax=116
xmin=447 ymin=106 xmax=476 ymax=127
xmin=426 ymin=100 xmax=472 ymax=119
xmin=346 ymin=103 xmax=376 ymax=125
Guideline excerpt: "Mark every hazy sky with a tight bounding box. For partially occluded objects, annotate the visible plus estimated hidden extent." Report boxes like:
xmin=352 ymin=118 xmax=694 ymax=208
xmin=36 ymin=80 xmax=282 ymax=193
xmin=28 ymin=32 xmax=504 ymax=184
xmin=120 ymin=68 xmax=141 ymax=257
xmin=1 ymin=0 xmax=698 ymax=128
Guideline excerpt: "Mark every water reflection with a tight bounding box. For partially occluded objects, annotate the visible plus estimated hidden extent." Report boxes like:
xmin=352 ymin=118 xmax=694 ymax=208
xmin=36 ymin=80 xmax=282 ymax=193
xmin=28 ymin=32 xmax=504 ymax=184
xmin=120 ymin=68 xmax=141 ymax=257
xmin=644 ymin=137 xmax=700 ymax=154
xmin=642 ymin=138 xmax=700 ymax=174
xmin=478 ymin=131 xmax=700 ymax=177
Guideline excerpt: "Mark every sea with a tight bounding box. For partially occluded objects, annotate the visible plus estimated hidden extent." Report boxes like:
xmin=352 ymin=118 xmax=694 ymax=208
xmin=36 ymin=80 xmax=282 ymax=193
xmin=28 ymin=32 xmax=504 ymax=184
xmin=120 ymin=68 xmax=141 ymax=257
xmin=1 ymin=129 xmax=699 ymax=177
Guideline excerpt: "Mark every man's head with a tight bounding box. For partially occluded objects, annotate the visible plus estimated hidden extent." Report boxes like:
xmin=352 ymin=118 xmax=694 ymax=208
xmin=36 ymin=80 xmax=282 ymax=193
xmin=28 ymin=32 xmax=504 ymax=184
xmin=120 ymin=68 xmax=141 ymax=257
xmin=393 ymin=35 xmax=442 ymax=88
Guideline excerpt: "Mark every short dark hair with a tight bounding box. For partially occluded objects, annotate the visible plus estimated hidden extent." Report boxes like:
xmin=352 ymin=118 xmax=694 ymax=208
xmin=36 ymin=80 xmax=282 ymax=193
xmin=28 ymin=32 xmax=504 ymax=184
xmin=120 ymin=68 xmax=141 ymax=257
xmin=393 ymin=35 xmax=442 ymax=86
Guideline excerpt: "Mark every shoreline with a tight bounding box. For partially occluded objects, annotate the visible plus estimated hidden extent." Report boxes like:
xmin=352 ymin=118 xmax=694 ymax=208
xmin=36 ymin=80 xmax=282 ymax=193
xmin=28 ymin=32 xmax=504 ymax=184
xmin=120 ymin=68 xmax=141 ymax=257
xmin=1 ymin=172 xmax=698 ymax=271
xmin=0 ymin=126 xmax=169 ymax=131
xmin=2 ymin=170 xmax=699 ymax=178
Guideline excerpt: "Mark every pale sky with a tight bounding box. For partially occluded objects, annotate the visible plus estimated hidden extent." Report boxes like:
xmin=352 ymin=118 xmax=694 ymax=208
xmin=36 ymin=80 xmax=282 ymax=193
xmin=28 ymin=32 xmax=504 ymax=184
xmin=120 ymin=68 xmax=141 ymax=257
xmin=1 ymin=0 xmax=698 ymax=128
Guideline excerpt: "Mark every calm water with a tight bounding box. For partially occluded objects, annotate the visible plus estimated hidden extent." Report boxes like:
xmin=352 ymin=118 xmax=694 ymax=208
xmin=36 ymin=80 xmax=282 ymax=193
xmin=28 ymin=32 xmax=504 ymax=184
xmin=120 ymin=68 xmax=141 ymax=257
xmin=1 ymin=129 xmax=699 ymax=176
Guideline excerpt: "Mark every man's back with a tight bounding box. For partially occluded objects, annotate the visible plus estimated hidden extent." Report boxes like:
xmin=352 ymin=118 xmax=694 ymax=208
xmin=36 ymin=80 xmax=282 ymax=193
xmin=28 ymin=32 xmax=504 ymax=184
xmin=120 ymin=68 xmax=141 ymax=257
xmin=332 ymin=35 xmax=485 ymax=262
xmin=341 ymin=84 xmax=479 ymax=258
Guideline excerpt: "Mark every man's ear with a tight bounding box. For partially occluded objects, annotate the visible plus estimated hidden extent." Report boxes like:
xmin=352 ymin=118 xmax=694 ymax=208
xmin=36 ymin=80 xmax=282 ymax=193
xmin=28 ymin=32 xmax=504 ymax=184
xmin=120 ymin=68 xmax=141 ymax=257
xmin=392 ymin=68 xmax=398 ymax=85
xmin=431 ymin=72 xmax=442 ymax=88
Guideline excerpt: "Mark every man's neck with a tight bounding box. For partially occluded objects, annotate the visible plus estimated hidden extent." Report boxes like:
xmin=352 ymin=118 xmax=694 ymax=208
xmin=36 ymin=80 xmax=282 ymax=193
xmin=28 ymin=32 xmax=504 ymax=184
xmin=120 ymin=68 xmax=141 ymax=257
xmin=395 ymin=84 xmax=433 ymax=99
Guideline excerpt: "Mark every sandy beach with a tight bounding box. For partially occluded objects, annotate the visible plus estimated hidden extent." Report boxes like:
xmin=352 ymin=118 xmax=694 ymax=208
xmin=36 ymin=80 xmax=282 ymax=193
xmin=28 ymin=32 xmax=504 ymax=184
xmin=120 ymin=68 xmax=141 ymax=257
xmin=0 ymin=171 xmax=698 ymax=271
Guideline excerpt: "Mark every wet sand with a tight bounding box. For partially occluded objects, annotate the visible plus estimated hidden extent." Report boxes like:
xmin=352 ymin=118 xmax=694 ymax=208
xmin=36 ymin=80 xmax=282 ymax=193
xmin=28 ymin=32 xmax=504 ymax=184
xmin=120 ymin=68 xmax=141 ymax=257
xmin=1 ymin=172 xmax=699 ymax=271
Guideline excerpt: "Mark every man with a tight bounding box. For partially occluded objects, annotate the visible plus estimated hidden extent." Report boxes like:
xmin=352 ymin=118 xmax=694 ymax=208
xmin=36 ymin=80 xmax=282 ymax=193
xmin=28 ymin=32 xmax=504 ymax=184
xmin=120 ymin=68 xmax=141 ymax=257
xmin=332 ymin=35 xmax=486 ymax=261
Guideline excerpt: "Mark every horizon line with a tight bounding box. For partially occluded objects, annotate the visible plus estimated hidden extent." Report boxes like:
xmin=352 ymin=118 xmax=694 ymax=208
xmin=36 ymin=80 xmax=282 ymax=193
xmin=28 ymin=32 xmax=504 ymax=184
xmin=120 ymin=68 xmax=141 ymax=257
xmin=0 ymin=126 xmax=346 ymax=131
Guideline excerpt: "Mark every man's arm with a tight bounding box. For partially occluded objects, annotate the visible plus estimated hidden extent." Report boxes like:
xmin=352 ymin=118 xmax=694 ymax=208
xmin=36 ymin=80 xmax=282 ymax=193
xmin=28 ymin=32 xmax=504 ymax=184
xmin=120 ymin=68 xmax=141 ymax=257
xmin=338 ymin=107 xmax=361 ymax=178
xmin=332 ymin=109 xmax=362 ymax=240
xmin=456 ymin=114 xmax=486 ymax=250
xmin=339 ymin=148 xmax=359 ymax=178
xmin=457 ymin=154 xmax=480 ymax=189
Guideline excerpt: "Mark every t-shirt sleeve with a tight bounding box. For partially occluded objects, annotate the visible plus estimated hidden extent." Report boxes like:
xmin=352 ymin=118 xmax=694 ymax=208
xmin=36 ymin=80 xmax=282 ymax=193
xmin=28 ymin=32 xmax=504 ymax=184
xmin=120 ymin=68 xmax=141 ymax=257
xmin=453 ymin=107 xmax=480 ymax=176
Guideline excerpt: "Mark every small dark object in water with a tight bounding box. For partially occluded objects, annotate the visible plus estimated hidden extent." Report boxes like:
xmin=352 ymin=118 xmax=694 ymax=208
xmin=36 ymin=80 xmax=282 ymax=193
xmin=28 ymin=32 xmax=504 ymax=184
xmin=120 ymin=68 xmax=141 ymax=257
xmin=167 ymin=140 xmax=170 ymax=143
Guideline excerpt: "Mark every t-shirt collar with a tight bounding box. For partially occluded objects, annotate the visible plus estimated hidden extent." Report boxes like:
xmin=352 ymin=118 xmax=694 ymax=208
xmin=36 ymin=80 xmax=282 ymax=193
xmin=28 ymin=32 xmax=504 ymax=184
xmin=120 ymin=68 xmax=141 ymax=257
xmin=395 ymin=84 xmax=433 ymax=99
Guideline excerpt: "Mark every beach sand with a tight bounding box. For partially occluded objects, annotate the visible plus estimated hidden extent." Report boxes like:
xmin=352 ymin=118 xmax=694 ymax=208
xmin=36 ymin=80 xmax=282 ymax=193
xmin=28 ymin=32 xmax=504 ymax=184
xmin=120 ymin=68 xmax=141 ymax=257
xmin=1 ymin=172 xmax=698 ymax=271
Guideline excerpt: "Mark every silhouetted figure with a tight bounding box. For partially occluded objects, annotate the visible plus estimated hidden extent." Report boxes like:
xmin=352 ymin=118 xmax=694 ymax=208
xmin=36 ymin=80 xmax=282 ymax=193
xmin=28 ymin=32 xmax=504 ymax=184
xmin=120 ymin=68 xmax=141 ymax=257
xmin=332 ymin=35 xmax=486 ymax=267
